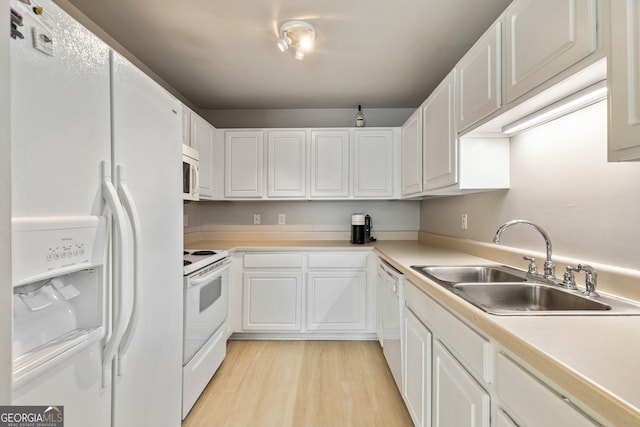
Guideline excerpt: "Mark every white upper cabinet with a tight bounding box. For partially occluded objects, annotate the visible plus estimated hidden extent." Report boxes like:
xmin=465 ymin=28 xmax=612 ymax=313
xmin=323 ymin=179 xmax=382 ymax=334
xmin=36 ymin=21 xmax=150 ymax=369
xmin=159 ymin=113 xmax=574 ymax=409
xmin=310 ymin=129 xmax=350 ymax=198
xmin=352 ymin=129 xmax=394 ymax=198
xmin=401 ymin=109 xmax=423 ymax=197
xmin=504 ymin=0 xmax=598 ymax=104
xmin=456 ymin=20 xmax=502 ymax=132
xmin=609 ymin=0 xmax=640 ymax=161
xmin=181 ymin=105 xmax=192 ymax=147
xmin=422 ymin=69 xmax=457 ymax=191
xmin=191 ymin=113 xmax=219 ymax=199
xmin=267 ymin=130 xmax=307 ymax=197
xmin=224 ymin=130 xmax=264 ymax=198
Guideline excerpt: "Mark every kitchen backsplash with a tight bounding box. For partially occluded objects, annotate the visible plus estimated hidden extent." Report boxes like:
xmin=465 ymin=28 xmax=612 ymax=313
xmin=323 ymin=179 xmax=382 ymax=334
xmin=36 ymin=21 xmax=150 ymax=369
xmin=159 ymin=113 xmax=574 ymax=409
xmin=185 ymin=199 xmax=420 ymax=240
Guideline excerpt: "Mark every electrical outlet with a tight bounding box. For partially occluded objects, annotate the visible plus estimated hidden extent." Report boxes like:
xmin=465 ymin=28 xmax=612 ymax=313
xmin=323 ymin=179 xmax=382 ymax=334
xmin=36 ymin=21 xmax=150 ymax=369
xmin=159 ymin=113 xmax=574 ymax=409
xmin=183 ymin=214 xmax=188 ymax=227
xmin=253 ymin=214 xmax=261 ymax=225
xmin=461 ymin=214 xmax=468 ymax=230
xmin=278 ymin=214 xmax=286 ymax=225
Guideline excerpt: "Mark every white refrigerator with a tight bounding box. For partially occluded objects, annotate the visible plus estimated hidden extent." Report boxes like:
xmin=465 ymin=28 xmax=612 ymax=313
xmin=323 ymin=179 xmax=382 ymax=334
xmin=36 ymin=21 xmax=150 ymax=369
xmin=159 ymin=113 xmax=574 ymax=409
xmin=9 ymin=0 xmax=183 ymax=426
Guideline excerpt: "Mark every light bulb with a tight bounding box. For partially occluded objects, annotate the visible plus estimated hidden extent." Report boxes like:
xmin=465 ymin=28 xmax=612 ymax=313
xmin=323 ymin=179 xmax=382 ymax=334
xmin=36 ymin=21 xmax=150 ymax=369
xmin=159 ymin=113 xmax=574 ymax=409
xmin=295 ymin=48 xmax=305 ymax=60
xmin=299 ymin=33 xmax=313 ymax=50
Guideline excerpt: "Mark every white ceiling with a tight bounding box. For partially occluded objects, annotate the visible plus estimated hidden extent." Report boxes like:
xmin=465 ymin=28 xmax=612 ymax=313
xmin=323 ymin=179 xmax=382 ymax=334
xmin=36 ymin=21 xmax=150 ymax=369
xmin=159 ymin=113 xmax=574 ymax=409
xmin=64 ymin=0 xmax=513 ymax=110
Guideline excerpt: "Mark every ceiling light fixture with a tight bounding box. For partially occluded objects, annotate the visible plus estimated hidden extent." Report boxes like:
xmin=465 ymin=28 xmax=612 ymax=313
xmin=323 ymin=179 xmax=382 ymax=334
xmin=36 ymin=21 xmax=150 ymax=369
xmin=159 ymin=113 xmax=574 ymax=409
xmin=277 ymin=20 xmax=316 ymax=60
xmin=502 ymin=80 xmax=608 ymax=135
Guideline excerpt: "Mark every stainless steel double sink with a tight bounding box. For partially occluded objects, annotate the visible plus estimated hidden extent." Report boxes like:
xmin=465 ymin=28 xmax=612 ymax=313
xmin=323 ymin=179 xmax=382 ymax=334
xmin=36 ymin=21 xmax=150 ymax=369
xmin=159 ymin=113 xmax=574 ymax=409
xmin=410 ymin=265 xmax=640 ymax=315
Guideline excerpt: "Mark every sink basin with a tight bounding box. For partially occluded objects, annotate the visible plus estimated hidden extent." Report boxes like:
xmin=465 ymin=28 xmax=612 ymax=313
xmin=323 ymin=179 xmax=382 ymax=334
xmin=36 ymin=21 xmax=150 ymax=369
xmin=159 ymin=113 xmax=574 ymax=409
xmin=410 ymin=264 xmax=640 ymax=315
xmin=411 ymin=265 xmax=527 ymax=285
xmin=453 ymin=283 xmax=612 ymax=314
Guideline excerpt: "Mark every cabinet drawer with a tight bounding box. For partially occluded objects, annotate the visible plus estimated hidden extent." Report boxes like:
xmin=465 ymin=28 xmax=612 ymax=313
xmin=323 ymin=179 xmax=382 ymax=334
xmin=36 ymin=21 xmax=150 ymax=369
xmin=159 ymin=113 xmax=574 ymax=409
xmin=497 ymin=353 xmax=597 ymax=426
xmin=405 ymin=281 xmax=491 ymax=384
xmin=307 ymin=252 xmax=368 ymax=269
xmin=243 ymin=253 xmax=303 ymax=268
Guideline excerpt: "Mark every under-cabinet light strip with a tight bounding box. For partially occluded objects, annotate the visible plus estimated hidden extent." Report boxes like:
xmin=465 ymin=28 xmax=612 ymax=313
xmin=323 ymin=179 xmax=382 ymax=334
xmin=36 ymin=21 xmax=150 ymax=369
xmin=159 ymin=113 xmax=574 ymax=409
xmin=502 ymin=80 xmax=608 ymax=135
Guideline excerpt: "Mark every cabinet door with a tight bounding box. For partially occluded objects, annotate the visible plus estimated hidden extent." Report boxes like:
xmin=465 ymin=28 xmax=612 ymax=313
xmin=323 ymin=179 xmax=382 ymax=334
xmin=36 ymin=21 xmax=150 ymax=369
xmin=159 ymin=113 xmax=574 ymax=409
xmin=242 ymin=271 xmax=302 ymax=331
xmin=267 ymin=130 xmax=307 ymax=197
xmin=310 ymin=130 xmax=349 ymax=197
xmin=432 ymin=341 xmax=490 ymax=427
xmin=181 ymin=105 xmax=192 ymax=146
xmin=403 ymin=306 xmax=432 ymax=427
xmin=401 ymin=108 xmax=423 ymax=197
xmin=496 ymin=410 xmax=518 ymax=427
xmin=352 ymin=129 xmax=394 ymax=198
xmin=225 ymin=130 xmax=264 ymax=198
xmin=497 ymin=352 xmax=598 ymax=426
xmin=191 ymin=113 xmax=216 ymax=199
xmin=456 ymin=20 xmax=502 ymax=131
xmin=609 ymin=0 xmax=640 ymax=161
xmin=306 ymin=271 xmax=367 ymax=331
xmin=422 ymin=70 xmax=457 ymax=191
xmin=505 ymin=0 xmax=597 ymax=103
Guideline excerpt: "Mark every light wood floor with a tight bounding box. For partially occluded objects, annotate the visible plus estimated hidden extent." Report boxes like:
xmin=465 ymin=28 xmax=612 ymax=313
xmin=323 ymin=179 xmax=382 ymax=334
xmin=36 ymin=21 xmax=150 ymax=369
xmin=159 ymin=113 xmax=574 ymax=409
xmin=182 ymin=340 xmax=413 ymax=427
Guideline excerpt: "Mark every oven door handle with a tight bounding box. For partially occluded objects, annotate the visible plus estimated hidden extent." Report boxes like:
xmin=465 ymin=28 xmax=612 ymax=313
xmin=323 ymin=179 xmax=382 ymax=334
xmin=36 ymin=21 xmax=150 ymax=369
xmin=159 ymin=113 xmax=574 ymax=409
xmin=116 ymin=165 xmax=141 ymax=376
xmin=187 ymin=260 xmax=231 ymax=288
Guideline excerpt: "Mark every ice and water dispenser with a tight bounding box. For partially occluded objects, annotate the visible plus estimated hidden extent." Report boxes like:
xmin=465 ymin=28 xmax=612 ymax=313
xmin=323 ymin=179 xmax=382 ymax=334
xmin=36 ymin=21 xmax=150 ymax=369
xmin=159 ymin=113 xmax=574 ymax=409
xmin=11 ymin=217 xmax=107 ymax=386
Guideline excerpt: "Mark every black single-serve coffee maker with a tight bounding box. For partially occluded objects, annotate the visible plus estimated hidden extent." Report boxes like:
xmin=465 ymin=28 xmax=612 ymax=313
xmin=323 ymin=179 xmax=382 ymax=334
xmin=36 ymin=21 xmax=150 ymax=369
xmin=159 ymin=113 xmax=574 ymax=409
xmin=351 ymin=213 xmax=374 ymax=244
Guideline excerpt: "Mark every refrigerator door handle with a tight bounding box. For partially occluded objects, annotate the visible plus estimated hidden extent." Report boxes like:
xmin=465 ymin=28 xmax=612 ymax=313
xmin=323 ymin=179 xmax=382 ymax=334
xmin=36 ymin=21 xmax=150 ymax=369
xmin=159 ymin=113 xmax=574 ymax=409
xmin=100 ymin=161 xmax=132 ymax=388
xmin=116 ymin=165 xmax=141 ymax=376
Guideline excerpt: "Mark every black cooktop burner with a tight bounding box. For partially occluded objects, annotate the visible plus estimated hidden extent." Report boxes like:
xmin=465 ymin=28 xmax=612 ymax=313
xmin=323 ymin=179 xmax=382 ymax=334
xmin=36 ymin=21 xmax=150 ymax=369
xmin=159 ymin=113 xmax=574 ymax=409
xmin=184 ymin=251 xmax=189 ymax=255
xmin=191 ymin=250 xmax=216 ymax=256
xmin=184 ymin=260 xmax=192 ymax=266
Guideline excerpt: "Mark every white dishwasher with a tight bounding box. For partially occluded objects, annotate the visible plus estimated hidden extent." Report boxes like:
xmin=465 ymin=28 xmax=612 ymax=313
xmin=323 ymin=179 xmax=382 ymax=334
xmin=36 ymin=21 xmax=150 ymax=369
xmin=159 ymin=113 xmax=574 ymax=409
xmin=377 ymin=259 xmax=405 ymax=393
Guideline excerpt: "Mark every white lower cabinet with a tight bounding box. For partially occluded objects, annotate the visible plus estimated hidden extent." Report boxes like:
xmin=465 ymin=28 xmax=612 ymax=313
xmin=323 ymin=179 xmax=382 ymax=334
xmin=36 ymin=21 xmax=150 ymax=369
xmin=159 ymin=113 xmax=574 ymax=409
xmin=432 ymin=340 xmax=490 ymax=427
xmin=239 ymin=251 xmax=373 ymax=336
xmin=242 ymin=271 xmax=302 ymax=331
xmin=400 ymin=279 xmax=605 ymax=427
xmin=496 ymin=352 xmax=598 ymax=426
xmin=307 ymin=271 xmax=367 ymax=331
xmin=403 ymin=306 xmax=432 ymax=427
xmin=403 ymin=281 xmax=490 ymax=427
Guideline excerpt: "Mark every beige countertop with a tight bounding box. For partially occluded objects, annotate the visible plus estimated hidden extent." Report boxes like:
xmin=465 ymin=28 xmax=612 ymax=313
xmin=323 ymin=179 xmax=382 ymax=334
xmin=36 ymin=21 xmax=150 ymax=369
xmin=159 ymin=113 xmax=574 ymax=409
xmin=187 ymin=238 xmax=640 ymax=426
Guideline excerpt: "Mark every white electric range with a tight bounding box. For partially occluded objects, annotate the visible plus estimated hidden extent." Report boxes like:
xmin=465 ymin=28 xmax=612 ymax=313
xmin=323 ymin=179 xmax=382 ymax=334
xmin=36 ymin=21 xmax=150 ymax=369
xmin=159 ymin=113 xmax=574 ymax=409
xmin=182 ymin=249 xmax=231 ymax=419
xmin=183 ymin=249 xmax=229 ymax=275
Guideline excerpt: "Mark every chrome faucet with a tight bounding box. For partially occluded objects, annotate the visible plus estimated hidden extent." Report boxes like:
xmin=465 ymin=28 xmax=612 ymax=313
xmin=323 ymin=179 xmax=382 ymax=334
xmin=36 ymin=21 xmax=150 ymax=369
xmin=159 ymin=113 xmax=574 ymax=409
xmin=493 ymin=220 xmax=556 ymax=280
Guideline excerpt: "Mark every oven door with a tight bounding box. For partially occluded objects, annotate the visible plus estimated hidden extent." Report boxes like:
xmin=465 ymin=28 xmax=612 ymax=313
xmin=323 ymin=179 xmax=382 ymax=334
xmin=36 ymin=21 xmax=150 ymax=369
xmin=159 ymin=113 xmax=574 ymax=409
xmin=183 ymin=259 xmax=230 ymax=364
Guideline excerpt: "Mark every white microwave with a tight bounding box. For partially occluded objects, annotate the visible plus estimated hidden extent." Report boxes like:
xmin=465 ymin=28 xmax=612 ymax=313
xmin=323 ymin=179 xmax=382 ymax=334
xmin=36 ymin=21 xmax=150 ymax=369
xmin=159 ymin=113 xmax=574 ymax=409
xmin=182 ymin=145 xmax=199 ymax=201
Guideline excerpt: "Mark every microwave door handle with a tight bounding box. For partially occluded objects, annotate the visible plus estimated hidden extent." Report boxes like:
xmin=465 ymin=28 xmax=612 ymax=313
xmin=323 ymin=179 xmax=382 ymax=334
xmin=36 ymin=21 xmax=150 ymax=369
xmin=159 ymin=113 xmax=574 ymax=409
xmin=116 ymin=165 xmax=141 ymax=376
xmin=100 ymin=161 xmax=132 ymax=388
xmin=191 ymin=164 xmax=199 ymax=194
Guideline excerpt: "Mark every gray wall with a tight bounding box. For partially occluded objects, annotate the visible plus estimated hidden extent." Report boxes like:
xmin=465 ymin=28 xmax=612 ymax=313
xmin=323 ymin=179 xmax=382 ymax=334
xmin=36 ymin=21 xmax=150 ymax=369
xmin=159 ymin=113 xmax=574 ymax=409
xmin=201 ymin=108 xmax=414 ymax=128
xmin=420 ymin=100 xmax=640 ymax=270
